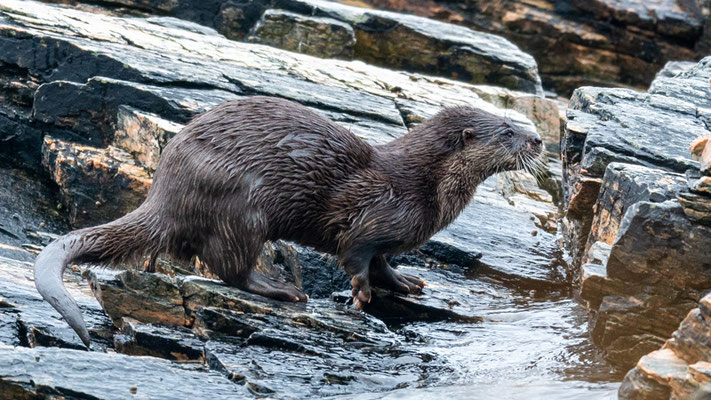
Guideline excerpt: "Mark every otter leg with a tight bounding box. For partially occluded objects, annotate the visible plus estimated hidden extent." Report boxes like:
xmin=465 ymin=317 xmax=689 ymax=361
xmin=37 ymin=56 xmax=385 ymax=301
xmin=369 ymin=255 xmax=425 ymax=294
xmin=199 ymin=218 xmax=306 ymax=303
xmin=340 ymin=249 xmax=374 ymax=309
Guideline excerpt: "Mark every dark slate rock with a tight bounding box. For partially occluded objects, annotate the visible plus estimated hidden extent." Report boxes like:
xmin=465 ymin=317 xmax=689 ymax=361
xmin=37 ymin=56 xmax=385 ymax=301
xmin=17 ymin=0 xmax=543 ymax=93
xmin=607 ymin=200 xmax=711 ymax=290
xmin=430 ymin=176 xmax=561 ymax=283
xmin=0 ymin=252 xmax=114 ymax=351
xmin=0 ymin=344 xmax=248 ymax=399
xmin=332 ymin=264 xmax=485 ymax=325
xmin=562 ymin=58 xmax=710 ymax=264
xmin=249 ymin=9 xmax=356 ymax=59
xmin=654 ymin=61 xmax=697 ymax=79
xmin=280 ymin=0 xmax=543 ymax=94
xmin=115 ymin=318 xmax=206 ymax=361
xmin=583 ymin=163 xmax=688 ymax=264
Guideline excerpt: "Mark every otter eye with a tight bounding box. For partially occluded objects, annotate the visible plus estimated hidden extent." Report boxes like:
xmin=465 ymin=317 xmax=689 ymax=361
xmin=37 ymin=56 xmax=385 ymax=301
xmin=462 ymin=128 xmax=475 ymax=143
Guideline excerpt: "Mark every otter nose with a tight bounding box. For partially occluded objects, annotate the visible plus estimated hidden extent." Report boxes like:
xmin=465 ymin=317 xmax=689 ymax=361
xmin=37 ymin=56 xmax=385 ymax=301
xmin=526 ymin=134 xmax=543 ymax=151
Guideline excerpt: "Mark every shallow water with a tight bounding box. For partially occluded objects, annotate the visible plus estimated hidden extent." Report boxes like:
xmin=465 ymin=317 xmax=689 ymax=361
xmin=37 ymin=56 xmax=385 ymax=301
xmin=362 ymin=268 xmax=622 ymax=398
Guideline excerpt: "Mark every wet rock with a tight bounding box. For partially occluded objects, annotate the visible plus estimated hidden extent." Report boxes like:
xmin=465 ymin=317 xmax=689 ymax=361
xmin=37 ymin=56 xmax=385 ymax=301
xmin=576 ymin=135 xmax=711 ymax=368
xmin=562 ymin=57 xmax=710 ymax=265
xmin=87 ymin=269 xmax=189 ymax=328
xmin=0 ymin=344 xmax=248 ymax=398
xmin=85 ymin=267 xmax=456 ymax=396
xmin=582 ymin=163 xmax=688 ymax=266
xmin=35 ymin=0 xmax=543 ymax=93
xmin=1 ymin=0 xmax=558 ymax=185
xmin=607 ymin=201 xmax=711 ymax=290
xmin=582 ymin=198 xmax=711 ymax=369
xmin=249 ymin=9 xmax=355 ymax=59
xmin=42 ymin=136 xmax=152 ymax=227
xmin=0 ymin=254 xmax=114 ymax=350
xmin=114 ymin=105 xmax=184 ymax=173
xmin=115 ymin=317 xmax=205 ymax=361
xmin=282 ymin=0 xmax=542 ymax=94
xmin=350 ymin=0 xmax=707 ymax=96
xmin=431 ymin=174 xmax=561 ymax=283
xmin=655 ymin=61 xmax=697 ymax=80
xmin=619 ymin=293 xmax=711 ymax=399
xmin=332 ymin=265 xmax=484 ymax=325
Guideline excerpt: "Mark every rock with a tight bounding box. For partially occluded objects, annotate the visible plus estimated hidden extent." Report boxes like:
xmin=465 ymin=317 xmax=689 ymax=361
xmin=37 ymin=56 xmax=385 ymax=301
xmin=348 ymin=0 xmax=707 ymax=96
xmin=567 ymin=144 xmax=711 ymax=368
xmin=0 ymin=251 xmax=114 ymax=351
xmin=85 ymin=268 xmax=456 ymax=395
xmin=87 ymin=269 xmax=189 ymax=328
xmin=607 ymin=201 xmax=711 ymax=289
xmin=42 ymin=136 xmax=152 ymax=227
xmin=677 ymin=192 xmax=711 ymax=226
xmin=562 ymin=57 xmax=710 ymax=265
xmin=583 ymin=163 xmax=688 ymax=265
xmin=332 ymin=265 xmax=484 ymax=324
xmin=619 ymin=294 xmax=711 ymax=399
xmin=115 ymin=317 xmax=206 ymax=361
xmin=560 ymin=57 xmax=711 ymax=371
xmin=35 ymin=0 xmax=543 ymax=94
xmin=0 ymin=344 xmax=249 ymax=398
xmin=114 ymin=106 xmax=184 ymax=173
xmin=583 ymin=198 xmax=711 ymax=369
xmin=283 ymin=0 xmax=543 ymax=94
xmin=430 ymin=174 xmax=561 ymax=283
xmin=248 ymin=9 xmax=355 ymax=59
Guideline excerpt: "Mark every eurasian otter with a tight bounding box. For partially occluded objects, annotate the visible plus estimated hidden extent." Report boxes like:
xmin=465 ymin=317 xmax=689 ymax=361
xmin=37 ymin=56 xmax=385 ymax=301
xmin=34 ymin=96 xmax=543 ymax=347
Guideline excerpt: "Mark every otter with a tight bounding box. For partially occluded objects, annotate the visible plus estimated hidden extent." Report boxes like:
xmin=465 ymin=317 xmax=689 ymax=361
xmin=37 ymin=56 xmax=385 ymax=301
xmin=34 ymin=96 xmax=542 ymax=347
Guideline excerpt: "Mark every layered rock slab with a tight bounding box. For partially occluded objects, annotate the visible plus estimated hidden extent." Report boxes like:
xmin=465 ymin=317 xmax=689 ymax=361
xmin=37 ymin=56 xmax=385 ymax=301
xmin=0 ymin=344 xmax=249 ymax=399
xmin=0 ymin=0 xmax=558 ymax=172
xmin=560 ymin=57 xmax=711 ymax=371
xmin=32 ymin=0 xmax=543 ymax=94
xmin=346 ymin=0 xmax=707 ymax=95
xmin=562 ymin=58 xmax=710 ymax=265
xmin=619 ymin=293 xmax=711 ymax=399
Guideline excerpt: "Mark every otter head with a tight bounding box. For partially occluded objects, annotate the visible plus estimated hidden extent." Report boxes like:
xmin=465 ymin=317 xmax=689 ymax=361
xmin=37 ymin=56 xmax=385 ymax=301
xmin=446 ymin=107 xmax=544 ymax=178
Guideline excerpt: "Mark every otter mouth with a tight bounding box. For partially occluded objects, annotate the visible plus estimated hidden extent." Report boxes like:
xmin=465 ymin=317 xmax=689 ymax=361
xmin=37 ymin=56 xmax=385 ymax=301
xmin=512 ymin=146 xmax=545 ymax=177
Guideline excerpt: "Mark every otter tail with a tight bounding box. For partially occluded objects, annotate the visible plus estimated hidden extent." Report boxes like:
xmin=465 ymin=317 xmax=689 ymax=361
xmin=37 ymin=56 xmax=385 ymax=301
xmin=34 ymin=208 xmax=157 ymax=348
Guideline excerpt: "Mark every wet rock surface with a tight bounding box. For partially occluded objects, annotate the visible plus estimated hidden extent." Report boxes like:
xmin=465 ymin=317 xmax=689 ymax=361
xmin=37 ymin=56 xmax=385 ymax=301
xmin=248 ymin=9 xmax=356 ymax=59
xmin=617 ymin=134 xmax=711 ymax=398
xmin=619 ymin=293 xmax=711 ymax=399
xmin=562 ymin=57 xmax=710 ymax=266
xmin=560 ymin=55 xmax=711 ymax=375
xmin=32 ymin=0 xmax=543 ymax=94
xmin=342 ymin=0 xmax=709 ymax=96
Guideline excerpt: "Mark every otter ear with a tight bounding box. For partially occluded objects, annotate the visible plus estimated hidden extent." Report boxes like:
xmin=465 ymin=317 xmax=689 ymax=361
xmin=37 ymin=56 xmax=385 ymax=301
xmin=462 ymin=128 xmax=476 ymax=144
